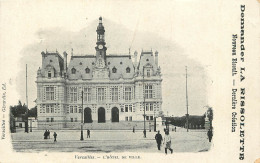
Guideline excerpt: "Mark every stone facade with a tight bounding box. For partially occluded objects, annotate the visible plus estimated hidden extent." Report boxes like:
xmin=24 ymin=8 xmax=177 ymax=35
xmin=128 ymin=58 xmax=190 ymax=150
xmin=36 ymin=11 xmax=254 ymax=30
xmin=36 ymin=17 xmax=162 ymax=129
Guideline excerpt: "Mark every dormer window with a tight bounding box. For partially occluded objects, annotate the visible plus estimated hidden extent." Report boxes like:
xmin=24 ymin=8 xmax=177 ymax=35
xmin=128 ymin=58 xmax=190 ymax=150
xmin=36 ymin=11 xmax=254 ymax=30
xmin=147 ymin=69 xmax=151 ymax=77
xmin=85 ymin=68 xmax=90 ymax=73
xmin=112 ymin=67 xmax=117 ymax=73
xmin=79 ymin=62 xmax=82 ymax=65
xmin=48 ymin=71 xmax=51 ymax=78
xmin=71 ymin=68 xmax=76 ymax=74
xmin=146 ymin=59 xmax=149 ymax=61
xmin=126 ymin=67 xmax=130 ymax=73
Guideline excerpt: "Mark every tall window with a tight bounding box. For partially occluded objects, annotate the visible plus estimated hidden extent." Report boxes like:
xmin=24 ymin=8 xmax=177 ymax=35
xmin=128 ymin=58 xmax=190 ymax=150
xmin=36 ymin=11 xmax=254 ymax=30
xmin=97 ymin=88 xmax=105 ymax=102
xmin=46 ymin=87 xmax=54 ymax=100
xmin=125 ymin=104 xmax=132 ymax=112
xmin=48 ymin=71 xmax=51 ymax=78
xmin=70 ymin=106 xmax=73 ymax=113
xmin=70 ymin=87 xmax=78 ymax=103
xmin=129 ymin=105 xmax=132 ymax=112
xmin=51 ymin=118 xmax=54 ymax=122
xmin=111 ymin=87 xmax=118 ymax=102
xmin=145 ymin=103 xmax=153 ymax=111
xmin=129 ymin=116 xmax=132 ymax=121
xmin=46 ymin=105 xmax=50 ymax=113
xmin=125 ymin=87 xmax=132 ymax=101
xmin=84 ymin=87 xmax=91 ymax=102
xmin=145 ymin=85 xmax=153 ymax=99
xmin=150 ymin=103 xmax=153 ymax=111
xmin=50 ymin=105 xmax=54 ymax=113
xmin=74 ymin=106 xmax=77 ymax=113
xmin=147 ymin=69 xmax=151 ymax=77
xmin=46 ymin=118 xmax=49 ymax=122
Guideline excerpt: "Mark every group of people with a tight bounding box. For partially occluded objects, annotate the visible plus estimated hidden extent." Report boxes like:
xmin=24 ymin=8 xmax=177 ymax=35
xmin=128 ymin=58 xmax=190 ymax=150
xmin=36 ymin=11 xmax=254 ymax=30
xmin=43 ymin=130 xmax=57 ymax=142
xmin=155 ymin=128 xmax=214 ymax=154
xmin=155 ymin=130 xmax=173 ymax=154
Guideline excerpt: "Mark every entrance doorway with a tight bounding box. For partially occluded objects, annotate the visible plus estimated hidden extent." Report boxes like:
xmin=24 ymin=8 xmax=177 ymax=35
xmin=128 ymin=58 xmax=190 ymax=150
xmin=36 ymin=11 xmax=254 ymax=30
xmin=98 ymin=107 xmax=106 ymax=123
xmin=84 ymin=108 xmax=92 ymax=123
xmin=111 ymin=107 xmax=119 ymax=122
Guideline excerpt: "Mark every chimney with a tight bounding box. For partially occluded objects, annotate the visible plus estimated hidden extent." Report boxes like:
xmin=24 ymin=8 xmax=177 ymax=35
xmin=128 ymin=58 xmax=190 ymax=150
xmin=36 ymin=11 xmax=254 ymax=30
xmin=134 ymin=51 xmax=138 ymax=68
xmin=63 ymin=51 xmax=68 ymax=75
xmin=155 ymin=51 xmax=158 ymax=67
xmin=41 ymin=51 xmax=46 ymax=68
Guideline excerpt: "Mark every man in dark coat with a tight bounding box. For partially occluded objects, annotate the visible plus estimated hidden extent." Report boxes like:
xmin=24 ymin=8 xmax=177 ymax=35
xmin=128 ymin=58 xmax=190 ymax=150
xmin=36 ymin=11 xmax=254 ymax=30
xmin=207 ymin=129 xmax=213 ymax=142
xmin=44 ymin=130 xmax=48 ymax=139
xmin=53 ymin=132 xmax=57 ymax=142
xmin=155 ymin=130 xmax=163 ymax=150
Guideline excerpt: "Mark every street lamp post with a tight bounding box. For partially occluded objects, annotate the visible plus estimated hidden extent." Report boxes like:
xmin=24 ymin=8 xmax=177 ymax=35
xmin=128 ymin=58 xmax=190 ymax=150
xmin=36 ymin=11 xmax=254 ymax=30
xmin=185 ymin=66 xmax=189 ymax=132
xmin=143 ymin=66 xmax=146 ymax=138
xmin=80 ymin=89 xmax=84 ymax=141
xmin=154 ymin=106 xmax=156 ymax=132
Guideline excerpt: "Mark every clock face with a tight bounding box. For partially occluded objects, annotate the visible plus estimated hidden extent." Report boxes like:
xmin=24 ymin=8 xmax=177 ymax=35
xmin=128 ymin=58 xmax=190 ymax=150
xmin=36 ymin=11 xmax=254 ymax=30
xmin=98 ymin=45 xmax=103 ymax=49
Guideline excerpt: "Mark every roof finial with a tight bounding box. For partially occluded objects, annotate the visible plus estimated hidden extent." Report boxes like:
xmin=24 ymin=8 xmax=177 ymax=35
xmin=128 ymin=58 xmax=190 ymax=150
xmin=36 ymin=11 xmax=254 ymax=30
xmin=71 ymin=48 xmax=73 ymax=56
xmin=99 ymin=16 xmax=102 ymax=23
xmin=129 ymin=47 xmax=131 ymax=55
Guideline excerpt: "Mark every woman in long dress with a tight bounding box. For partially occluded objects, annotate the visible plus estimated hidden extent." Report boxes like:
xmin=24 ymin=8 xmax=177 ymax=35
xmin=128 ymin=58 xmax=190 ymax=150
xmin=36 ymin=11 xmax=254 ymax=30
xmin=163 ymin=130 xmax=173 ymax=154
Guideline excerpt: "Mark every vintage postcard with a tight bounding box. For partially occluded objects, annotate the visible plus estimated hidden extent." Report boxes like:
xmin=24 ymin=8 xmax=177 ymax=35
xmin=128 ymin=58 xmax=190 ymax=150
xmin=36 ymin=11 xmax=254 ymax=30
xmin=0 ymin=0 xmax=260 ymax=162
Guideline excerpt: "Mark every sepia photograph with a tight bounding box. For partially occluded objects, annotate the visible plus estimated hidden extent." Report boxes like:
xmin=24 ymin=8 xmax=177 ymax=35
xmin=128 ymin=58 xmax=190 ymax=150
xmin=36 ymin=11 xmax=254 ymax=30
xmin=0 ymin=0 xmax=260 ymax=162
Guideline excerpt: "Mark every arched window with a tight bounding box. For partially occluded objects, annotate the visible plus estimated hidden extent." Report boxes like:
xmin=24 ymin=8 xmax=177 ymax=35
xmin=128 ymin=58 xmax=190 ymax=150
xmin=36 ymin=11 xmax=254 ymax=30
xmin=48 ymin=71 xmax=51 ymax=78
xmin=71 ymin=68 xmax=76 ymax=74
xmin=85 ymin=68 xmax=90 ymax=73
xmin=112 ymin=67 xmax=117 ymax=73
xmin=126 ymin=67 xmax=130 ymax=73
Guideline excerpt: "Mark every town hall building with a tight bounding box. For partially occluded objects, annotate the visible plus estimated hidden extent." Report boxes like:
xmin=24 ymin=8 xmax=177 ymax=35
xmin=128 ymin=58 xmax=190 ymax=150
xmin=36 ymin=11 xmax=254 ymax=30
xmin=36 ymin=17 xmax=163 ymax=129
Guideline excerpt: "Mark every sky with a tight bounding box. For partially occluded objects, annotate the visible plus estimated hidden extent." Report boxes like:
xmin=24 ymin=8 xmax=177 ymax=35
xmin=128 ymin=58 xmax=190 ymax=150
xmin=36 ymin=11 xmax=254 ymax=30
xmin=0 ymin=0 xmax=226 ymax=116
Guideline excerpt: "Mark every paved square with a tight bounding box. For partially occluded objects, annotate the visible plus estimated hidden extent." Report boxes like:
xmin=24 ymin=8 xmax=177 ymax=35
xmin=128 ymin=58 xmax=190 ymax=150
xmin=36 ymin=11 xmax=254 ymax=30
xmin=11 ymin=127 xmax=211 ymax=153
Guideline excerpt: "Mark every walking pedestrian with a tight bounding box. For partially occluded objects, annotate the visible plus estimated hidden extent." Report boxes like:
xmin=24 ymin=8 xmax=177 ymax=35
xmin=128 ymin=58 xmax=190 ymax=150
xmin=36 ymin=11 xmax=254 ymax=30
xmin=44 ymin=130 xmax=48 ymax=139
xmin=207 ymin=129 xmax=213 ymax=142
xmin=133 ymin=126 xmax=135 ymax=133
xmin=175 ymin=127 xmax=176 ymax=132
xmin=87 ymin=129 xmax=90 ymax=138
xmin=53 ymin=132 xmax=57 ymax=142
xmin=163 ymin=130 xmax=173 ymax=154
xmin=47 ymin=130 xmax=50 ymax=139
xmin=155 ymin=131 xmax=163 ymax=150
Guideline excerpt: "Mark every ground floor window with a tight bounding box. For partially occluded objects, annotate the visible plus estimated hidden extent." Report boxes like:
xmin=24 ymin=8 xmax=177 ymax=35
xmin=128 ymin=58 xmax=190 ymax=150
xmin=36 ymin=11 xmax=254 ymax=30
xmin=145 ymin=116 xmax=153 ymax=121
xmin=51 ymin=118 xmax=54 ymax=122
xmin=125 ymin=117 xmax=128 ymax=121
xmin=71 ymin=118 xmax=73 ymax=122
xmin=129 ymin=116 xmax=132 ymax=121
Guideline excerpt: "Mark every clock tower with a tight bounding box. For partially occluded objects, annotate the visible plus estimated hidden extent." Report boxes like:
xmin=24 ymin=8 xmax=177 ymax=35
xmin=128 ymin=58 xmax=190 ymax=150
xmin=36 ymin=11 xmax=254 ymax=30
xmin=95 ymin=17 xmax=107 ymax=68
xmin=93 ymin=17 xmax=109 ymax=79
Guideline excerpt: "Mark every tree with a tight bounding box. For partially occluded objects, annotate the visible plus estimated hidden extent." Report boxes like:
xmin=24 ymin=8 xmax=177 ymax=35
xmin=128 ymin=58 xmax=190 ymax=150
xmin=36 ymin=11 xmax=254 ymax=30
xmin=28 ymin=106 xmax=37 ymax=118
xmin=10 ymin=100 xmax=27 ymax=117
